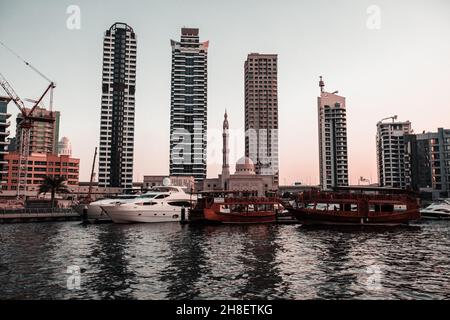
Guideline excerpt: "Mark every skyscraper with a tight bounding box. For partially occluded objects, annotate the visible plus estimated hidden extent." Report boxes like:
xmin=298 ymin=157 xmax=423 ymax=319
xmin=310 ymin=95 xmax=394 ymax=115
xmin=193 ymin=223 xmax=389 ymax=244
xmin=244 ymin=53 xmax=279 ymax=185
xmin=376 ymin=117 xmax=412 ymax=188
xmin=318 ymin=77 xmax=349 ymax=190
xmin=169 ymin=28 xmax=208 ymax=182
xmin=16 ymin=107 xmax=60 ymax=154
xmin=405 ymin=128 xmax=450 ymax=198
xmin=98 ymin=23 xmax=137 ymax=188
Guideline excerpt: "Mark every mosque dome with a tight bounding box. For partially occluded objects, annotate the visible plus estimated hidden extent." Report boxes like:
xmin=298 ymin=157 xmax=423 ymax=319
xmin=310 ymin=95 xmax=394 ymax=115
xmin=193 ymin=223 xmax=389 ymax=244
xmin=235 ymin=156 xmax=255 ymax=175
xmin=58 ymin=137 xmax=72 ymax=156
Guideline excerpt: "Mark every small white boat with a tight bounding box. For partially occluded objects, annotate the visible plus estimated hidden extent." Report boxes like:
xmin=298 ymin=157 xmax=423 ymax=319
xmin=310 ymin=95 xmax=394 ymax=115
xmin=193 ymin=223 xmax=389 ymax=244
xmin=74 ymin=194 xmax=139 ymax=223
xmin=102 ymin=186 xmax=195 ymax=224
xmin=420 ymin=199 xmax=450 ymax=219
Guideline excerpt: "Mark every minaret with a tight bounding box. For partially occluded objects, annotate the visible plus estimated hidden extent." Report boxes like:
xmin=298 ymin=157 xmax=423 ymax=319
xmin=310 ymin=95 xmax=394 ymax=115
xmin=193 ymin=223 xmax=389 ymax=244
xmin=221 ymin=110 xmax=230 ymax=189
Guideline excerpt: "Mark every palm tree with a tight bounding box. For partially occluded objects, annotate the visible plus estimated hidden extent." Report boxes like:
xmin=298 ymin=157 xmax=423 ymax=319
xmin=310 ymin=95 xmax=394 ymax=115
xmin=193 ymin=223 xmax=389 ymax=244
xmin=38 ymin=175 xmax=71 ymax=208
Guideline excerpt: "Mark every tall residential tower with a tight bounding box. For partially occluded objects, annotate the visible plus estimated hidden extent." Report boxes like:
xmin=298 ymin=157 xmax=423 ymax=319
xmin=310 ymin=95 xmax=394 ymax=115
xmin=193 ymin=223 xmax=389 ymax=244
xmin=405 ymin=128 xmax=450 ymax=198
xmin=98 ymin=23 xmax=137 ymax=188
xmin=16 ymin=107 xmax=60 ymax=154
xmin=376 ymin=117 xmax=412 ymax=188
xmin=244 ymin=53 xmax=279 ymax=185
xmin=169 ymin=28 xmax=208 ymax=182
xmin=318 ymin=77 xmax=349 ymax=190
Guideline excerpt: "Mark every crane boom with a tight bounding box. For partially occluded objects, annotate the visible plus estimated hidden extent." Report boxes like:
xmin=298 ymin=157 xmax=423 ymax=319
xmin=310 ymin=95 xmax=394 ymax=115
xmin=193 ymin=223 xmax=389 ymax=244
xmin=0 ymin=41 xmax=55 ymax=112
xmin=0 ymin=41 xmax=54 ymax=84
xmin=377 ymin=115 xmax=398 ymax=125
xmin=0 ymin=72 xmax=27 ymax=115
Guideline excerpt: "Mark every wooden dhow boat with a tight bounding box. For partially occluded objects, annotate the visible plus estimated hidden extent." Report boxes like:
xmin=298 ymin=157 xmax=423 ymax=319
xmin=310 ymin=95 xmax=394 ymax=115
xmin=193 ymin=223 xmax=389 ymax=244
xmin=285 ymin=187 xmax=421 ymax=226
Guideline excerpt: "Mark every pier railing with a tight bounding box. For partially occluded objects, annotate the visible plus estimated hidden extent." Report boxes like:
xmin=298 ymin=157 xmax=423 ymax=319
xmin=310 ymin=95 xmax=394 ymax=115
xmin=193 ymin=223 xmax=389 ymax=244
xmin=0 ymin=208 xmax=77 ymax=215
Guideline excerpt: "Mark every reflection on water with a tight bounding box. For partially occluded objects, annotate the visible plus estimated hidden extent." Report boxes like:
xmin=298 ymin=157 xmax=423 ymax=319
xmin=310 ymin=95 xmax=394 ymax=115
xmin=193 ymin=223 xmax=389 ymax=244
xmin=85 ymin=225 xmax=137 ymax=299
xmin=1 ymin=221 xmax=450 ymax=299
xmin=160 ymin=225 xmax=210 ymax=299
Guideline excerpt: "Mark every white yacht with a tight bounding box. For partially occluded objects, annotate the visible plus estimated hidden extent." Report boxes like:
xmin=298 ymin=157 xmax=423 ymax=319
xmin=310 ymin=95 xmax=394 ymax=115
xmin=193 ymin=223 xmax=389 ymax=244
xmin=102 ymin=186 xmax=195 ymax=224
xmin=74 ymin=194 xmax=139 ymax=223
xmin=420 ymin=199 xmax=450 ymax=219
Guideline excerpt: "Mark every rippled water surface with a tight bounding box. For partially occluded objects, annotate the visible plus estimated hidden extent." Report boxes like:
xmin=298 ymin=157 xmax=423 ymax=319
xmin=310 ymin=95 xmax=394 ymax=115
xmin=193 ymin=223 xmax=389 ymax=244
xmin=1 ymin=221 xmax=449 ymax=299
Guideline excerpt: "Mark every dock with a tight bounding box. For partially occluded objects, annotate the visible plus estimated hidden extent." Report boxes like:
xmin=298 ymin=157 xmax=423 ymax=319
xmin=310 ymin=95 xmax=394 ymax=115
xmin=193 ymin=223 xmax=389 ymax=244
xmin=0 ymin=209 xmax=81 ymax=223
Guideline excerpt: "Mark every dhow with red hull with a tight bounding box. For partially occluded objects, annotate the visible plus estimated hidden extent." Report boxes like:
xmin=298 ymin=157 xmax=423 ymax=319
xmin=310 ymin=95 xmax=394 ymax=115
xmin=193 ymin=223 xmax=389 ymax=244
xmin=286 ymin=187 xmax=421 ymax=226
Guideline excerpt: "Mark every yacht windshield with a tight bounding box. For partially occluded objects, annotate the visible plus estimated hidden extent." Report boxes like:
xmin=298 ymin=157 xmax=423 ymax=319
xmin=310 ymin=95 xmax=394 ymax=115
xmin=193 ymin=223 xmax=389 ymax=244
xmin=137 ymin=193 xmax=158 ymax=199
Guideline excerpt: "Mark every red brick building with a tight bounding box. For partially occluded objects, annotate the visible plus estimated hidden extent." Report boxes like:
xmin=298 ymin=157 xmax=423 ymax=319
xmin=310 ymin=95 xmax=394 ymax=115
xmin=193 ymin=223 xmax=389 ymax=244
xmin=1 ymin=152 xmax=79 ymax=192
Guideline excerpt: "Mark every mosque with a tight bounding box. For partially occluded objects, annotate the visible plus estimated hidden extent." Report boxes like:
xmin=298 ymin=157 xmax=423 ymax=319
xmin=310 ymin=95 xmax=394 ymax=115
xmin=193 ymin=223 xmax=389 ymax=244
xmin=201 ymin=111 xmax=276 ymax=196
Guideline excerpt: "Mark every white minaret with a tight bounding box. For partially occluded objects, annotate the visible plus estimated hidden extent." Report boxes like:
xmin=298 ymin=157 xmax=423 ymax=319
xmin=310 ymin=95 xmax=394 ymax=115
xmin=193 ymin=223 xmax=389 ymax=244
xmin=221 ymin=110 xmax=230 ymax=189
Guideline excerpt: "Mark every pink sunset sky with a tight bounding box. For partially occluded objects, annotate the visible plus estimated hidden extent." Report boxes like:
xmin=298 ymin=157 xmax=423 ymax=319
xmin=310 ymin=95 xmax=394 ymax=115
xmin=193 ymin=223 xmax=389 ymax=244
xmin=1 ymin=0 xmax=449 ymax=185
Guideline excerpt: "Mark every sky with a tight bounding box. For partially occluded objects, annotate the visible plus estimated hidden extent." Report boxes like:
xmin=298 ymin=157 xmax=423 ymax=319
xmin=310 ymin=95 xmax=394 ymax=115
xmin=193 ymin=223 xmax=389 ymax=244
xmin=1 ymin=0 xmax=450 ymax=185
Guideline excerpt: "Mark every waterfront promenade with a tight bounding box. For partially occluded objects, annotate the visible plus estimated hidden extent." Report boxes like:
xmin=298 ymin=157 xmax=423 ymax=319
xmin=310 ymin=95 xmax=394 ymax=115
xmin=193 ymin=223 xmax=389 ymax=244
xmin=0 ymin=208 xmax=80 ymax=223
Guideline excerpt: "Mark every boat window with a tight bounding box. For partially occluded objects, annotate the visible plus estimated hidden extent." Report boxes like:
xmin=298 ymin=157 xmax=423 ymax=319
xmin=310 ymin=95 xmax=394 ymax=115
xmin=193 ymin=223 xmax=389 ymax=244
xmin=231 ymin=204 xmax=247 ymax=213
xmin=138 ymin=193 xmax=157 ymax=199
xmin=168 ymin=201 xmax=191 ymax=207
xmin=394 ymin=205 xmax=407 ymax=212
xmin=329 ymin=203 xmax=340 ymax=211
xmin=154 ymin=194 xmax=170 ymax=199
xmin=143 ymin=202 xmax=156 ymax=206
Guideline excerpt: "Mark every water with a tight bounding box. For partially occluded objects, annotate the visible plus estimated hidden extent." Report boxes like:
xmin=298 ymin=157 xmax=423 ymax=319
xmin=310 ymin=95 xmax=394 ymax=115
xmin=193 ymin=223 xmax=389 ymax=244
xmin=0 ymin=221 xmax=449 ymax=299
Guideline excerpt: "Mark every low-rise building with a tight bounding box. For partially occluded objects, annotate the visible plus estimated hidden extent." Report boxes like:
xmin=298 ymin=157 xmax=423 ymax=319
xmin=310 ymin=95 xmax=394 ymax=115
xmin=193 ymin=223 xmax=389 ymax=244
xmin=143 ymin=175 xmax=195 ymax=190
xmin=1 ymin=152 xmax=80 ymax=193
xmin=68 ymin=182 xmax=122 ymax=200
xmin=201 ymin=156 xmax=276 ymax=196
xmin=0 ymin=97 xmax=11 ymax=186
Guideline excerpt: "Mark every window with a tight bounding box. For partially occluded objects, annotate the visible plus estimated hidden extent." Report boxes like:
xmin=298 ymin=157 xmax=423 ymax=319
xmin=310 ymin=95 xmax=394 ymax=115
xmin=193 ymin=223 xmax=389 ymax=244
xmin=168 ymin=201 xmax=191 ymax=207
xmin=154 ymin=194 xmax=170 ymax=199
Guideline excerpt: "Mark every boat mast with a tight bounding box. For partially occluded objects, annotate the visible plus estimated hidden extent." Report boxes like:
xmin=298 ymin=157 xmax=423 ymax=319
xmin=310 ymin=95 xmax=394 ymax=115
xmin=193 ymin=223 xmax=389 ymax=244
xmin=87 ymin=147 xmax=98 ymax=201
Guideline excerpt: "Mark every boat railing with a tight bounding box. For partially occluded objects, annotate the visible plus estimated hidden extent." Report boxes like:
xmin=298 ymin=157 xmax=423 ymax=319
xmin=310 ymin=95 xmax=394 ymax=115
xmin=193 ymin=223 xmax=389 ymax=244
xmin=293 ymin=191 xmax=415 ymax=203
xmin=222 ymin=197 xmax=280 ymax=204
xmin=0 ymin=208 xmax=77 ymax=215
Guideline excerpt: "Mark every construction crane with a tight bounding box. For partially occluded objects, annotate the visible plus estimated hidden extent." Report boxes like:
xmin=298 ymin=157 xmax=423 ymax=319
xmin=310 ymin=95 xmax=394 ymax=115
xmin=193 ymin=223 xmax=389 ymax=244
xmin=377 ymin=115 xmax=398 ymax=126
xmin=0 ymin=41 xmax=56 ymax=199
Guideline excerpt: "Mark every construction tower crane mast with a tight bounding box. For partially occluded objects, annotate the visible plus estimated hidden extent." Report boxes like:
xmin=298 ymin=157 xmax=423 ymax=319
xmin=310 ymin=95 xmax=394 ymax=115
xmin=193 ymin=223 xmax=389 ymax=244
xmin=0 ymin=41 xmax=56 ymax=199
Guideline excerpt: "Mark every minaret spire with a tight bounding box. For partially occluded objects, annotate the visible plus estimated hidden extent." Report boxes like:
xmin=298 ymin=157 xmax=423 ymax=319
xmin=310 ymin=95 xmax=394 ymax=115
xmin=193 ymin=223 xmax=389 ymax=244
xmin=221 ymin=109 xmax=230 ymax=189
xmin=319 ymin=76 xmax=325 ymax=93
xmin=223 ymin=109 xmax=229 ymax=130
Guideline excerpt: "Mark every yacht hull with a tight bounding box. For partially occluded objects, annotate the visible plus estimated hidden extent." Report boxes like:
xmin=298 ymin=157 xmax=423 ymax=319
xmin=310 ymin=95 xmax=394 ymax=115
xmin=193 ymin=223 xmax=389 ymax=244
xmin=73 ymin=203 xmax=112 ymax=223
xmin=420 ymin=210 xmax=450 ymax=220
xmin=102 ymin=205 xmax=185 ymax=224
